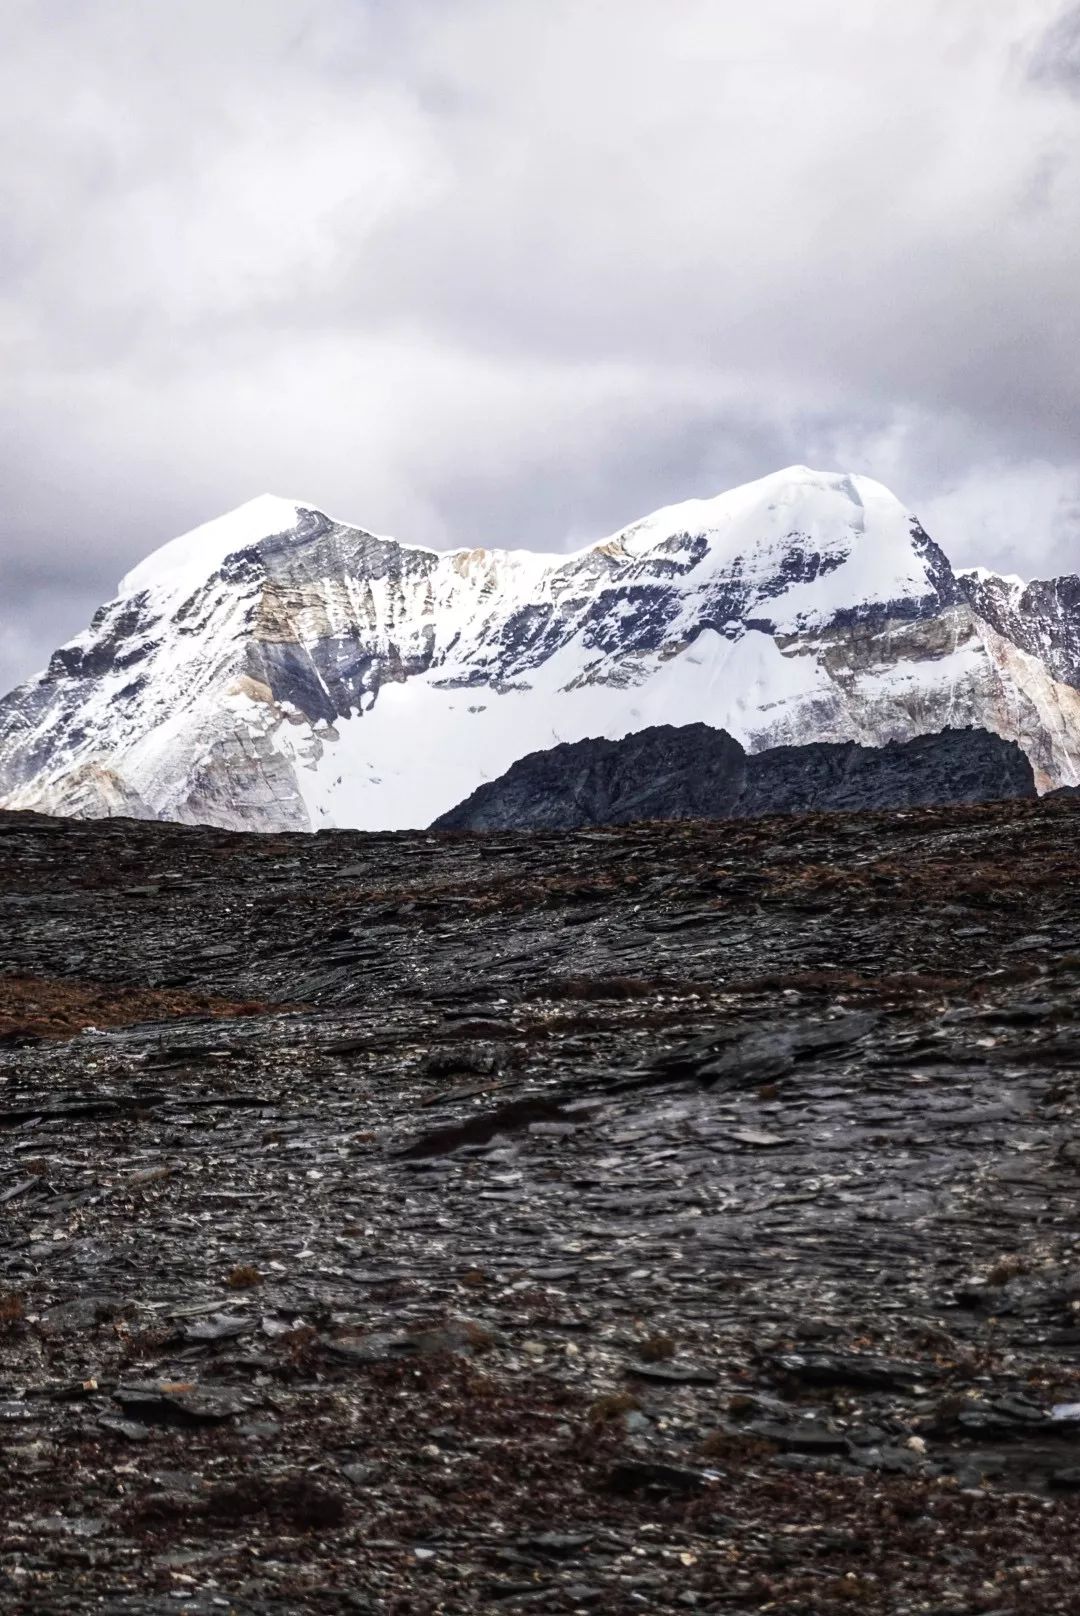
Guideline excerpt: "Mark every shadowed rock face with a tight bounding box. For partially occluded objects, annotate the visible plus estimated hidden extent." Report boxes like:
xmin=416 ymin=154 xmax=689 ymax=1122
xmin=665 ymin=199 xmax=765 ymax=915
xmin=738 ymin=727 xmax=1037 ymax=816
xmin=432 ymin=724 xmax=1037 ymax=831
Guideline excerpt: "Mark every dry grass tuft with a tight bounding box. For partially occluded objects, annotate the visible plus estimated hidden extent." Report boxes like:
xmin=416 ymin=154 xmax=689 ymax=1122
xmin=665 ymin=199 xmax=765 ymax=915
xmin=226 ymin=1264 xmax=263 ymax=1290
xmin=587 ymin=1391 xmax=640 ymax=1427
xmin=701 ymin=1428 xmax=778 ymax=1462
xmin=0 ymin=1292 xmax=26 ymax=1329
xmin=638 ymin=1333 xmax=676 ymax=1362
xmin=985 ymin=1253 xmax=1030 ymax=1287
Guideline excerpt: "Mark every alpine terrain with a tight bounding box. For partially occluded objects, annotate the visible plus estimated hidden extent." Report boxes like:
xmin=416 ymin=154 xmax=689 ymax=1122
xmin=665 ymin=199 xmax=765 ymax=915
xmin=1 ymin=466 xmax=1078 ymax=832
xmin=4 ymin=791 xmax=1080 ymax=1611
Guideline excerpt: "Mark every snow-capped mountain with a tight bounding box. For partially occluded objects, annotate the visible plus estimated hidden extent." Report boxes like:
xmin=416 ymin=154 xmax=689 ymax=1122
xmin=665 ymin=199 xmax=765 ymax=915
xmin=1 ymin=466 xmax=1079 ymax=832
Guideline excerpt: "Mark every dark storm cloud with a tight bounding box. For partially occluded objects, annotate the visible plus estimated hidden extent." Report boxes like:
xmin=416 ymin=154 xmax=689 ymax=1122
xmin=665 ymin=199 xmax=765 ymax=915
xmin=2 ymin=0 xmax=1080 ymax=693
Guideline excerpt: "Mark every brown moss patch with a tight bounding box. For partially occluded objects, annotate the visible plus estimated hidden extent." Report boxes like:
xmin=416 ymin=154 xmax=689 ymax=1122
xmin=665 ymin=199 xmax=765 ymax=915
xmin=0 ymin=974 xmax=279 ymax=1043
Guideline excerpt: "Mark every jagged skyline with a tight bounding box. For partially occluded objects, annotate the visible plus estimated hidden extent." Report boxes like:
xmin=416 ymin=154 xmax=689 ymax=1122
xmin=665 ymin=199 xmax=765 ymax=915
xmin=3 ymin=0 xmax=1080 ymax=694
xmin=3 ymin=467 xmax=1078 ymax=832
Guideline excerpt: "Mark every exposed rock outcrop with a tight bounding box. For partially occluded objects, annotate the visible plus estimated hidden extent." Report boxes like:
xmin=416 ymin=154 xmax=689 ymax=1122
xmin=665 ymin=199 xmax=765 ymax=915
xmin=432 ymin=723 xmax=1037 ymax=831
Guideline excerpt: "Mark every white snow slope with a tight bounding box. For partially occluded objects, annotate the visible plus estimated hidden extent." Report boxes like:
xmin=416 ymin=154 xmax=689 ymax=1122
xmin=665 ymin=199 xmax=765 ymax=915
xmin=2 ymin=466 xmax=1079 ymax=832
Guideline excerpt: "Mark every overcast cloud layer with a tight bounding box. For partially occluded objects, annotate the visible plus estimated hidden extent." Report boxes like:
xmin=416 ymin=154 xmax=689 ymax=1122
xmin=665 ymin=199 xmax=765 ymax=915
xmin=2 ymin=0 xmax=1079 ymax=692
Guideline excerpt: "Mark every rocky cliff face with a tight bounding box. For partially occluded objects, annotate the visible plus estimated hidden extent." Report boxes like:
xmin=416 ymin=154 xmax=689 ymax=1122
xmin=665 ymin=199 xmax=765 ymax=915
xmin=1 ymin=468 xmax=1078 ymax=832
xmin=432 ymin=724 xmax=1037 ymax=831
xmin=958 ymin=568 xmax=1080 ymax=691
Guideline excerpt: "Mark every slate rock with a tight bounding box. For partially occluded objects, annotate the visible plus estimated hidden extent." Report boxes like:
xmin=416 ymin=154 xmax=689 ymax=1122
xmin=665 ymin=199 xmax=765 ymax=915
xmin=625 ymin=1361 xmax=718 ymax=1385
xmin=517 ymin=1532 xmax=593 ymax=1558
xmin=769 ymin=1351 xmax=936 ymax=1392
xmin=325 ymin=1320 xmax=497 ymax=1364
xmin=749 ymin=1421 xmax=851 ymax=1455
xmin=433 ymin=724 xmax=1036 ymax=832
xmin=113 ymin=1384 xmax=245 ymax=1426
xmin=606 ymin=1459 xmax=719 ymax=1494
xmin=40 ymin=1295 xmax=126 ymax=1334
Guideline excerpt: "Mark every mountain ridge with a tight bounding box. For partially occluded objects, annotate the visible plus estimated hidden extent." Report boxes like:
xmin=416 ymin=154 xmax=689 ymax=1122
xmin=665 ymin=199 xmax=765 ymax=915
xmin=431 ymin=723 xmax=1038 ymax=832
xmin=2 ymin=465 xmax=1079 ymax=831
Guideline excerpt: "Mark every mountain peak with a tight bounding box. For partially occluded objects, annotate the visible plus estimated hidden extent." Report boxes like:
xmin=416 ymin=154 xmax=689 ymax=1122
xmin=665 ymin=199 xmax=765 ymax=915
xmin=601 ymin=464 xmax=936 ymax=633
xmin=118 ymin=493 xmax=319 ymax=603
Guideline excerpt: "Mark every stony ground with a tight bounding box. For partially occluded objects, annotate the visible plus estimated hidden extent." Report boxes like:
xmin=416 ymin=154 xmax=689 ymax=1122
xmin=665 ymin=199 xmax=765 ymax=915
xmin=3 ymin=797 xmax=1080 ymax=1614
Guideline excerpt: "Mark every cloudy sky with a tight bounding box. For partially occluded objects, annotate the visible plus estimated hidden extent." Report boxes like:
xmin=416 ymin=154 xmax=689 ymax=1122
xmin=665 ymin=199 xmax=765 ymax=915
xmin=2 ymin=0 xmax=1079 ymax=691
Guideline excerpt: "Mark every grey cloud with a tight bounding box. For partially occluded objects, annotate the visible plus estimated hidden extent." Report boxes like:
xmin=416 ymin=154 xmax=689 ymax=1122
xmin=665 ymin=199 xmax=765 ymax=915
xmin=1029 ymin=3 xmax=1080 ymax=93
xmin=2 ymin=0 xmax=1080 ymax=692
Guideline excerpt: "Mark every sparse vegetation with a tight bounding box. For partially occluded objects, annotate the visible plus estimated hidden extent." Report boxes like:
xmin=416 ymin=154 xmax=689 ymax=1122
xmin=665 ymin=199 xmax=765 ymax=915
xmin=0 ymin=1292 xmax=25 ymax=1329
xmin=226 ymin=1264 xmax=262 ymax=1289
xmin=638 ymin=1333 xmax=676 ymax=1362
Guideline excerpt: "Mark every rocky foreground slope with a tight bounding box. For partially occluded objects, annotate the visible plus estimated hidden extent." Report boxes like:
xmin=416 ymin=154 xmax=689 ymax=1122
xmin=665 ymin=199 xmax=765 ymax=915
xmin=3 ymin=797 xmax=1080 ymax=1612
xmin=433 ymin=723 xmax=1037 ymax=830
xmin=2 ymin=466 xmax=1080 ymax=832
